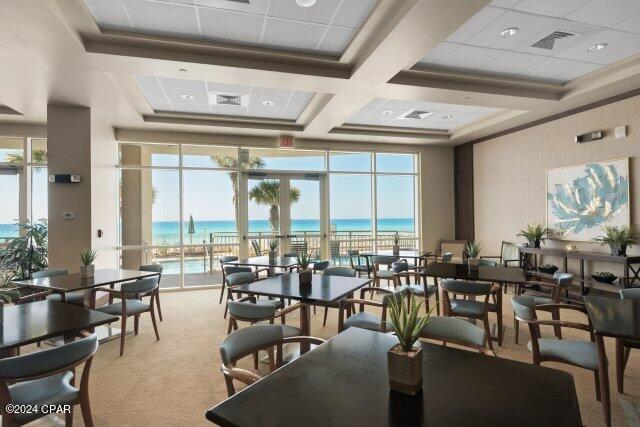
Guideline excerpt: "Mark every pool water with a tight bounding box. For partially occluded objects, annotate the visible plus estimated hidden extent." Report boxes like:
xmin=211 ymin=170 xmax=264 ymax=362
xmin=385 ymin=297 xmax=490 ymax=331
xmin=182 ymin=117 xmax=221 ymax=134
xmin=158 ymin=258 xmax=214 ymax=275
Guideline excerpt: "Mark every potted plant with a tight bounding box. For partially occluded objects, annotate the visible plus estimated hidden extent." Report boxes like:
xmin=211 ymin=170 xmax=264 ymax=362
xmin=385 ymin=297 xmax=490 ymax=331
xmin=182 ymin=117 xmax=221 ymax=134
xmin=517 ymin=223 xmax=550 ymax=248
xmin=386 ymin=296 xmax=431 ymax=396
xmin=392 ymin=232 xmax=400 ymax=256
xmin=592 ymin=225 xmax=640 ymax=256
xmin=0 ymin=285 xmax=21 ymax=324
xmin=267 ymin=239 xmax=278 ymax=260
xmin=297 ymin=252 xmax=312 ymax=286
xmin=465 ymin=241 xmax=481 ymax=271
xmin=0 ymin=220 xmax=48 ymax=284
xmin=79 ymin=248 xmax=97 ymax=278
xmin=591 ymin=271 xmax=618 ymax=284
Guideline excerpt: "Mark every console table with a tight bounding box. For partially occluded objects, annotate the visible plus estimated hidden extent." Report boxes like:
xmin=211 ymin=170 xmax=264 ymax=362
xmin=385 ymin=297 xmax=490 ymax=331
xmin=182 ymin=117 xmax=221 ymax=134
xmin=518 ymin=247 xmax=640 ymax=294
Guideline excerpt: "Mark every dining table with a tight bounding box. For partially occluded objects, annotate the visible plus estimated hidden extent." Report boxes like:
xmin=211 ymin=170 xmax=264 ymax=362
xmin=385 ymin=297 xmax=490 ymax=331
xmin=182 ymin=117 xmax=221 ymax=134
xmin=362 ymin=250 xmax=431 ymax=265
xmin=420 ymin=261 xmax=527 ymax=284
xmin=0 ymin=300 xmax=118 ymax=357
xmin=206 ymin=327 xmax=582 ymax=426
xmin=584 ymin=295 xmax=640 ymax=426
xmin=225 ymin=256 xmax=298 ymax=276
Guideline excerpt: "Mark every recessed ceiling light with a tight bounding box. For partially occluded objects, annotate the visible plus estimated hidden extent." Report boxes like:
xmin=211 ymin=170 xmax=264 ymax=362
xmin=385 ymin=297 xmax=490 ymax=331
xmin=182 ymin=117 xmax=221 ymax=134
xmin=296 ymin=0 xmax=316 ymax=6
xmin=586 ymin=43 xmax=607 ymax=52
xmin=180 ymin=94 xmax=194 ymax=100
xmin=499 ymin=27 xmax=519 ymax=38
xmin=441 ymin=114 xmax=453 ymax=119
xmin=382 ymin=110 xmax=394 ymax=115
xmin=178 ymin=68 xmax=187 ymax=72
xmin=262 ymin=100 xmax=274 ymax=107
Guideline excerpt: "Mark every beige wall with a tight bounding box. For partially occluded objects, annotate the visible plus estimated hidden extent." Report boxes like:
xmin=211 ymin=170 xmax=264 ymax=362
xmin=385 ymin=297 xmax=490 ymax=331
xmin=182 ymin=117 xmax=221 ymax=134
xmin=474 ymin=94 xmax=640 ymax=275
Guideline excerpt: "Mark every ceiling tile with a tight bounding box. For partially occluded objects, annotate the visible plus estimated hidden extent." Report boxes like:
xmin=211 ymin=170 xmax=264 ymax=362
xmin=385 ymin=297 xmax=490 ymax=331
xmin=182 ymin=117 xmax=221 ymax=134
xmin=121 ymin=0 xmax=199 ymax=38
xmin=332 ymin=0 xmax=377 ymax=28
xmin=158 ymin=77 xmax=206 ymax=90
xmin=197 ymin=7 xmax=264 ymax=45
xmin=248 ymin=95 xmax=287 ymax=115
xmin=318 ymin=27 xmax=355 ymax=55
xmin=251 ymin=86 xmax=293 ymax=99
xmin=567 ymin=0 xmax=640 ymax=27
xmin=615 ymin=13 xmax=640 ymax=34
xmin=134 ymin=75 xmax=160 ymax=87
xmin=479 ymin=51 xmax=546 ymax=75
xmin=446 ymin=6 xmax=506 ymax=43
xmin=592 ymin=43 xmax=640 ymax=65
xmin=195 ymin=0 xmax=268 ymax=14
xmin=291 ymin=90 xmax=313 ymax=101
xmin=163 ymin=88 xmax=208 ymax=104
xmin=170 ymin=101 xmax=210 ymax=113
xmin=280 ymin=97 xmax=310 ymax=119
xmin=466 ymin=10 xmax=559 ymax=50
xmin=150 ymin=101 xmax=172 ymax=111
xmin=157 ymin=0 xmax=195 ymax=5
xmin=262 ymin=18 xmax=327 ymax=53
xmin=267 ymin=0 xmax=342 ymax=25
xmin=429 ymin=44 xmax=504 ymax=71
xmin=206 ymin=82 xmax=251 ymax=96
xmin=554 ymin=62 xmax=602 ymax=80
xmin=139 ymin=85 xmax=167 ymax=103
xmin=210 ymin=104 xmax=248 ymax=116
xmin=555 ymin=29 xmax=640 ymax=63
xmin=489 ymin=0 xmax=519 ymax=8
xmin=517 ymin=56 xmax=588 ymax=81
xmin=415 ymin=42 xmax=459 ymax=68
xmin=513 ymin=0 xmax=591 ymax=18
xmin=512 ymin=20 xmax=602 ymax=57
xmin=84 ymin=0 xmax=132 ymax=31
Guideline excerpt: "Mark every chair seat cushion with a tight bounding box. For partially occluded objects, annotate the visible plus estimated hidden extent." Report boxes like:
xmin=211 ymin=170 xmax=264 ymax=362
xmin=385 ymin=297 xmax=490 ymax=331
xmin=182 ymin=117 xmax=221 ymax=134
xmin=528 ymin=339 xmax=598 ymax=370
xmin=376 ymin=270 xmax=395 ymax=279
xmin=280 ymin=324 xmax=302 ymax=338
xmin=402 ymin=284 xmax=437 ymax=297
xmin=48 ymin=292 xmax=85 ymax=306
xmin=343 ymin=312 xmax=383 ymax=332
xmin=533 ymin=296 xmax=552 ymax=305
xmin=9 ymin=371 xmax=78 ymax=424
xmin=98 ymin=299 xmax=149 ymax=316
xmin=256 ymin=299 xmax=284 ymax=309
xmin=354 ymin=265 xmax=371 ymax=272
xmin=450 ymin=299 xmax=496 ymax=317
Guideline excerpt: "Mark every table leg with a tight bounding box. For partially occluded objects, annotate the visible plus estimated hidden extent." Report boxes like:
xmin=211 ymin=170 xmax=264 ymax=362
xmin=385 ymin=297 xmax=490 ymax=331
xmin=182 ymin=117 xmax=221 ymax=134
xmin=616 ymin=338 xmax=624 ymax=393
xmin=301 ymin=303 xmax=311 ymax=354
xmin=595 ymin=334 xmax=611 ymax=427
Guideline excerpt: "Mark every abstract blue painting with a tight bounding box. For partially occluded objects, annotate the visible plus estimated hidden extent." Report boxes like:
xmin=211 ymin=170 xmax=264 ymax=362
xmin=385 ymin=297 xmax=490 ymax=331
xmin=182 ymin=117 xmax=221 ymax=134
xmin=546 ymin=158 xmax=630 ymax=241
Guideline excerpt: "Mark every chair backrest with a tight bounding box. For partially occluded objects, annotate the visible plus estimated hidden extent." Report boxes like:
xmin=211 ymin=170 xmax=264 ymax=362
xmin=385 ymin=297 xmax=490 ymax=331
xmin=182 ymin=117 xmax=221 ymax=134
xmin=224 ymin=266 xmax=252 ymax=276
xmin=290 ymin=241 xmax=308 ymax=255
xmin=219 ymin=256 xmax=239 ymax=266
xmin=140 ymin=264 xmax=163 ymax=274
xmin=313 ymin=260 xmax=330 ymax=271
xmin=382 ymin=287 xmax=408 ymax=306
xmin=122 ymin=276 xmax=159 ymax=294
xmin=330 ymin=241 xmax=340 ymax=258
xmin=392 ymin=260 xmax=409 ymax=273
xmin=32 ymin=268 xmax=69 ymax=279
xmin=441 ymin=252 xmax=453 ymax=263
xmin=227 ymin=300 xmax=277 ymax=320
xmin=511 ymin=295 xmax=536 ymax=321
xmin=372 ymin=255 xmax=397 ymax=266
xmin=226 ymin=272 xmax=255 ymax=287
xmin=251 ymin=240 xmax=262 ymax=256
xmin=500 ymin=241 xmax=519 ymax=264
xmin=220 ymin=324 xmax=283 ymax=365
xmin=620 ymin=288 xmax=640 ymax=300
xmin=553 ymin=272 xmax=573 ymax=288
xmin=478 ymin=259 xmax=497 ymax=267
xmin=347 ymin=250 xmax=360 ymax=256
xmin=0 ymin=333 xmax=98 ymax=381
xmin=440 ymin=240 xmax=466 ymax=259
xmin=420 ymin=316 xmax=488 ymax=353
xmin=440 ymin=279 xmax=492 ymax=295
xmin=324 ymin=266 xmax=356 ymax=277
xmin=283 ymin=252 xmax=298 ymax=258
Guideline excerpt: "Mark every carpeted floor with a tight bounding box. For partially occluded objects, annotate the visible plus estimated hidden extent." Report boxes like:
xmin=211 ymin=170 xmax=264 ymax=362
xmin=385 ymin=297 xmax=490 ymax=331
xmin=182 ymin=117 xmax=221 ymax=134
xmin=34 ymin=286 xmax=640 ymax=426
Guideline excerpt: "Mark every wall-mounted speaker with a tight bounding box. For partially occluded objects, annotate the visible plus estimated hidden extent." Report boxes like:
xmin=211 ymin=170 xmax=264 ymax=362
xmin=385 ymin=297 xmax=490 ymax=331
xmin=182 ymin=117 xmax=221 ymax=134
xmin=48 ymin=174 xmax=81 ymax=183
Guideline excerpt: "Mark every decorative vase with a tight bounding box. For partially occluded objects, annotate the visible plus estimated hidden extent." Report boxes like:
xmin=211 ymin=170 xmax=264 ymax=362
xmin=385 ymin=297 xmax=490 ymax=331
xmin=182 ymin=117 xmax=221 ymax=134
xmin=392 ymin=245 xmax=400 ymax=256
xmin=299 ymin=269 xmax=312 ymax=286
xmin=387 ymin=345 xmax=423 ymax=396
xmin=533 ymin=239 xmax=541 ymax=248
xmin=467 ymin=257 xmax=479 ymax=271
xmin=611 ymin=244 xmax=627 ymax=256
xmin=80 ymin=264 xmax=94 ymax=278
xmin=268 ymin=250 xmax=277 ymax=260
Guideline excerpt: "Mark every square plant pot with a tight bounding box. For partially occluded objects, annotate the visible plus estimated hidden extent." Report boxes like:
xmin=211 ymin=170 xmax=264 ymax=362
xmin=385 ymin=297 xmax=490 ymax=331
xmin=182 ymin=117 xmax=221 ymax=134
xmin=387 ymin=344 xmax=423 ymax=396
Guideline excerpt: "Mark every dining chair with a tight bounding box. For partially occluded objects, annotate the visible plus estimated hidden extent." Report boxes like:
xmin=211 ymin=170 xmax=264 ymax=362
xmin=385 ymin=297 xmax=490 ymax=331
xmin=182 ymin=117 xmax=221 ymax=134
xmin=480 ymin=241 xmax=520 ymax=267
xmin=0 ymin=333 xmax=99 ymax=426
xmin=420 ymin=316 xmax=494 ymax=355
xmin=514 ymin=272 xmax=573 ymax=343
xmin=220 ymin=257 xmax=268 ymax=305
xmin=312 ymin=260 xmax=330 ymax=273
xmin=512 ymin=295 xmax=603 ymax=403
xmin=251 ymin=240 xmax=262 ymax=257
xmin=219 ymin=324 xmax=326 ymax=397
xmin=94 ymin=276 xmax=160 ymax=356
xmin=219 ymin=255 xmax=239 ymax=305
xmin=223 ymin=271 xmax=282 ymax=319
xmin=317 ymin=266 xmax=356 ymax=327
xmin=338 ymin=287 xmax=408 ymax=333
xmin=371 ymin=255 xmax=402 ymax=290
xmin=140 ymin=264 xmax=163 ymax=322
xmin=440 ymin=279 xmax=500 ymax=350
xmin=348 ymin=250 xmax=372 ymax=278
xmin=33 ymin=268 xmax=84 ymax=306
xmin=399 ymin=266 xmax=439 ymax=315
xmin=616 ymin=288 xmax=640 ymax=392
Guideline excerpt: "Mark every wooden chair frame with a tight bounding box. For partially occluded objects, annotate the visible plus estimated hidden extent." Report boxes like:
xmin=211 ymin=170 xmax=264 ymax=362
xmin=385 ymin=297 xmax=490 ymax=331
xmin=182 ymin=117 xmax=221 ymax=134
xmin=616 ymin=337 xmax=640 ymax=393
xmin=428 ymin=239 xmax=467 ymax=262
xmin=348 ymin=251 xmax=371 ymax=278
xmin=337 ymin=287 xmax=398 ymax=333
xmin=420 ymin=327 xmax=495 ymax=356
xmin=0 ymin=332 xmax=97 ymax=427
xmin=514 ymin=277 xmax=570 ymax=343
xmin=223 ymin=273 xmax=271 ymax=319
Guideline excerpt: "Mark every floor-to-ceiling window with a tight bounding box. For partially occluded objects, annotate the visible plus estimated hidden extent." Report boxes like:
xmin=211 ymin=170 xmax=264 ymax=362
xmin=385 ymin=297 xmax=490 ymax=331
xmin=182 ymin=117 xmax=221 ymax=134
xmin=117 ymin=142 xmax=419 ymax=288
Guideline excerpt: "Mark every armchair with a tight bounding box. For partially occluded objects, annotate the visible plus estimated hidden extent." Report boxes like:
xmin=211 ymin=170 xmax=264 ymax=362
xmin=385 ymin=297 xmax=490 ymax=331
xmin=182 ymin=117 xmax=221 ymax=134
xmin=338 ymin=287 xmax=408 ymax=333
xmin=420 ymin=316 xmax=494 ymax=356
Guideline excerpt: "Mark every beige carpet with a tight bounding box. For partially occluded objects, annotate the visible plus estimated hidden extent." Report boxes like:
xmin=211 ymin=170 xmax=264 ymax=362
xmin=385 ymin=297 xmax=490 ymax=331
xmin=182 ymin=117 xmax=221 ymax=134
xmin=30 ymin=287 xmax=640 ymax=426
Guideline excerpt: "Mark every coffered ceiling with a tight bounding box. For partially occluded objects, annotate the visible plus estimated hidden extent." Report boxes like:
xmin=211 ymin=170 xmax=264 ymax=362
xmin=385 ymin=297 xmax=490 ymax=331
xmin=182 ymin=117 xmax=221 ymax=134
xmin=2 ymin=0 xmax=640 ymax=146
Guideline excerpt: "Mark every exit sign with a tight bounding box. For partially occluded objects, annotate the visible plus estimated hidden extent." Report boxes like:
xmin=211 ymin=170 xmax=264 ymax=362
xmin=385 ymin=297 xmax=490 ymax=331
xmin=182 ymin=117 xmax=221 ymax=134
xmin=280 ymin=136 xmax=294 ymax=148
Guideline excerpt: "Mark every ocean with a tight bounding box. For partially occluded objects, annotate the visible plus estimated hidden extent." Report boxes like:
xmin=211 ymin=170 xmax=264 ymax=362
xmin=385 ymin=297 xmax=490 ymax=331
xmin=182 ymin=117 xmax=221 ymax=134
xmin=0 ymin=218 xmax=414 ymax=239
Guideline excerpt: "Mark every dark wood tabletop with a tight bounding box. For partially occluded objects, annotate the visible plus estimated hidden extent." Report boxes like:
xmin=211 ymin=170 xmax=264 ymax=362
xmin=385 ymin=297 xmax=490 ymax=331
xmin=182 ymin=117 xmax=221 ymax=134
xmin=12 ymin=269 xmax=159 ymax=293
xmin=230 ymin=272 xmax=371 ymax=303
xmin=363 ymin=250 xmax=431 ymax=260
xmin=421 ymin=262 xmax=527 ymax=284
xmin=206 ymin=328 xmax=582 ymax=427
xmin=0 ymin=300 xmax=118 ymax=352
xmin=584 ymin=296 xmax=640 ymax=339
xmin=226 ymin=256 xmax=298 ymax=269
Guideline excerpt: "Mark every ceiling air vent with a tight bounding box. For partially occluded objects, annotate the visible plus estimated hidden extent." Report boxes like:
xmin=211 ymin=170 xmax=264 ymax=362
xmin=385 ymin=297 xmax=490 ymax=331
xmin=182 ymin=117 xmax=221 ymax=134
xmin=225 ymin=0 xmax=250 ymax=3
xmin=399 ymin=110 xmax=433 ymax=120
xmin=208 ymin=93 xmax=248 ymax=107
xmin=531 ymin=31 xmax=574 ymax=50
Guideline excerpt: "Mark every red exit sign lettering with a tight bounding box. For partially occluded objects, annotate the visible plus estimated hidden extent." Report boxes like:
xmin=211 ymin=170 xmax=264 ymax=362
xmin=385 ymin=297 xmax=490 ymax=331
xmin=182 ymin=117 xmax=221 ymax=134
xmin=280 ymin=136 xmax=294 ymax=148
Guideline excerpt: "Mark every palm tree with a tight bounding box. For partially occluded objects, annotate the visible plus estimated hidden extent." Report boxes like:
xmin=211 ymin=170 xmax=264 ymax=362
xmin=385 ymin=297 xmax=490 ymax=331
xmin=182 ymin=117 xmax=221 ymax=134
xmin=6 ymin=149 xmax=47 ymax=165
xmin=210 ymin=155 xmax=264 ymax=227
xmin=249 ymin=180 xmax=300 ymax=232
xmin=187 ymin=214 xmax=195 ymax=244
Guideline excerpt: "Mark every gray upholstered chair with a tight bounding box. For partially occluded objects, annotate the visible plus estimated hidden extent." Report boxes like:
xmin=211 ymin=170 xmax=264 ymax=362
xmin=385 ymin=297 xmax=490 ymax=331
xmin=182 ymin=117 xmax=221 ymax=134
xmin=94 ymin=276 xmax=160 ymax=356
xmin=140 ymin=264 xmax=163 ymax=322
xmin=481 ymin=241 xmax=519 ymax=267
xmin=512 ymin=295 xmax=603 ymax=401
xmin=441 ymin=252 xmax=454 ymax=263
xmin=317 ymin=266 xmax=357 ymax=327
xmin=219 ymin=256 xmax=239 ymax=305
xmin=338 ymin=287 xmax=408 ymax=333
xmin=348 ymin=250 xmax=372 ymax=278
xmin=514 ymin=272 xmax=573 ymax=343
xmin=219 ymin=324 xmax=325 ymax=397
xmin=440 ymin=279 xmax=500 ymax=350
xmin=312 ymin=260 xmax=330 ymax=273
xmin=420 ymin=316 xmax=494 ymax=355
xmin=371 ymin=255 xmax=402 ymax=289
xmin=617 ymin=288 xmax=640 ymax=392
xmin=251 ymin=240 xmax=262 ymax=256
xmin=33 ymin=268 xmax=83 ymax=306
xmin=0 ymin=333 xmax=99 ymax=426
xmin=223 ymin=271 xmax=283 ymax=319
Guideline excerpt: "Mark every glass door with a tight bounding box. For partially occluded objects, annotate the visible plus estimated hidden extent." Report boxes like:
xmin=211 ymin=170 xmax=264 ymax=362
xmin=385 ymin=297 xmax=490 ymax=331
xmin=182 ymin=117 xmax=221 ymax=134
xmin=242 ymin=172 xmax=326 ymax=259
